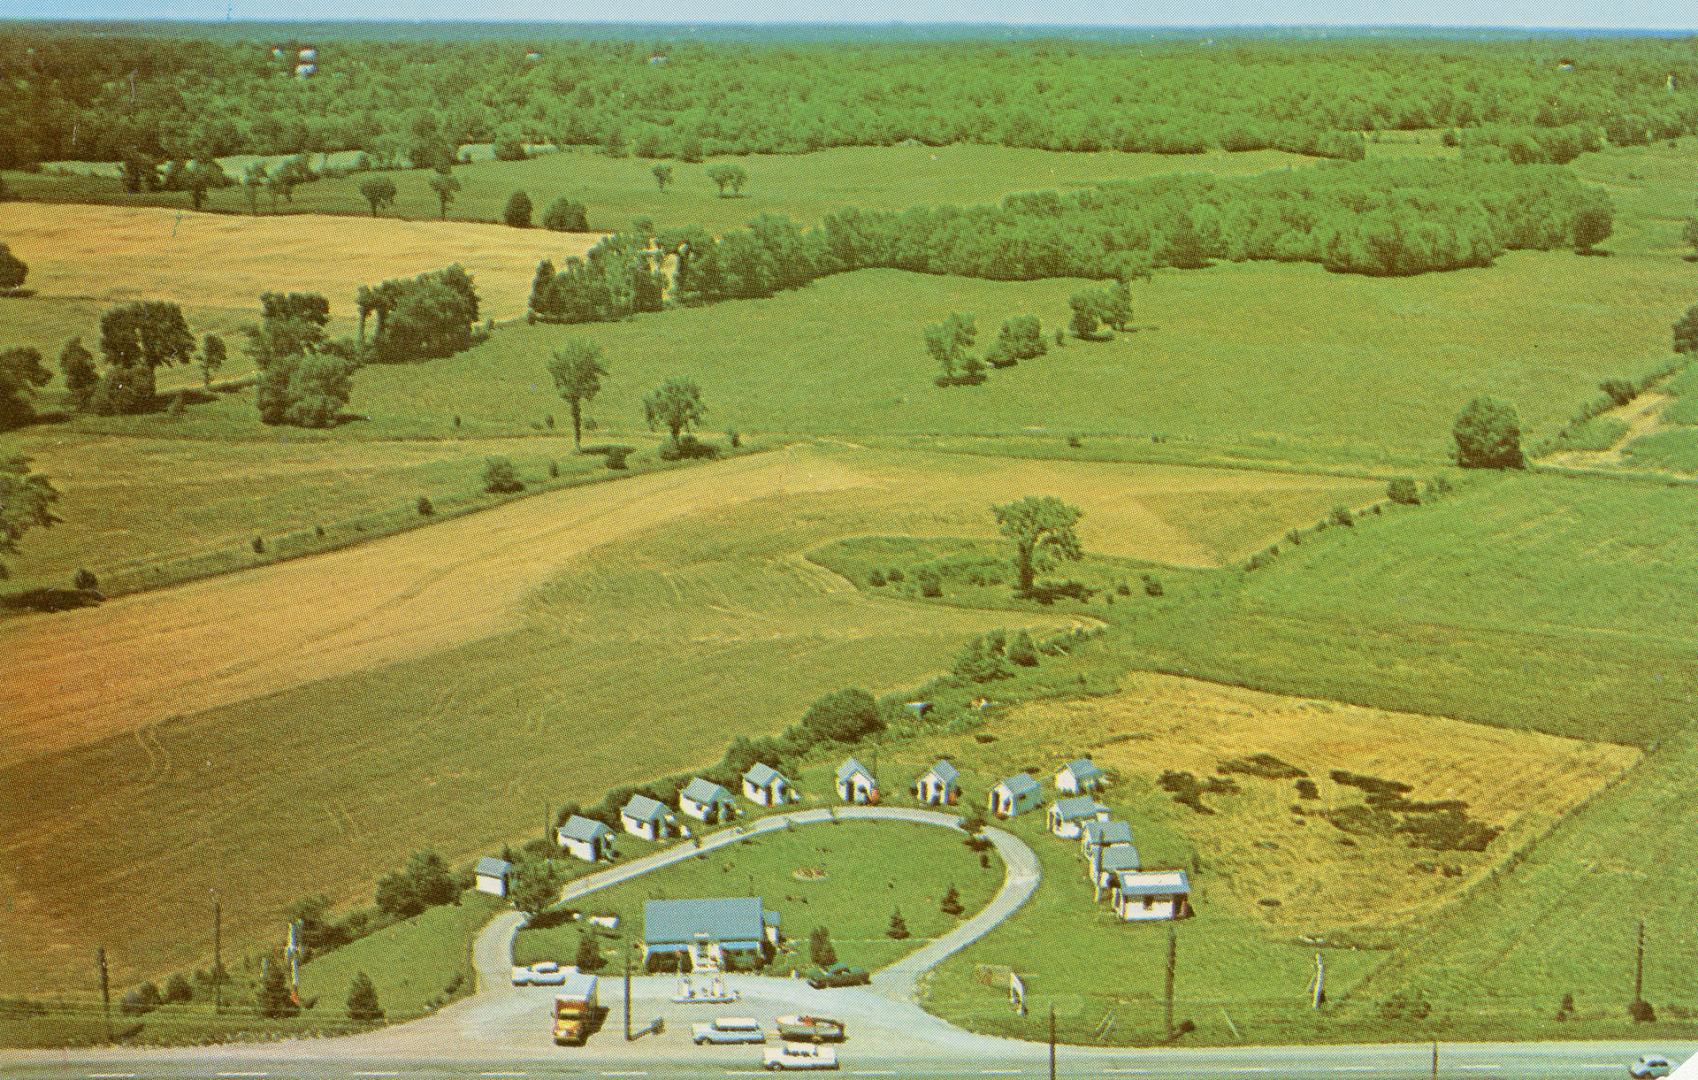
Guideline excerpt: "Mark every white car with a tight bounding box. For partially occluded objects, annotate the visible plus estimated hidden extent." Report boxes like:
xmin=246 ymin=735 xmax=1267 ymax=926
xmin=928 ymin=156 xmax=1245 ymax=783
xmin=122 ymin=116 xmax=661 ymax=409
xmin=510 ymin=961 xmax=565 ymax=987
xmin=1630 ymin=1057 xmax=1673 ymax=1079
xmin=510 ymin=965 xmax=534 ymax=987
xmin=764 ymin=1042 xmax=839 ymax=1071
xmin=692 ymin=1017 xmax=766 ymax=1045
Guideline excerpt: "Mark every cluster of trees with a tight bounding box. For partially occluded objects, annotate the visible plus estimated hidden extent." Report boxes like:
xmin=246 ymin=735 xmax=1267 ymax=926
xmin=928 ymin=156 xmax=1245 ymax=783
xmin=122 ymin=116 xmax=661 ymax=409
xmin=0 ymin=456 xmax=58 ymax=580
xmin=925 ymin=312 xmax=1048 ymax=386
xmin=528 ymin=160 xmax=1609 ymax=341
xmin=527 ymin=234 xmax=665 ymax=324
xmin=358 ymin=264 xmax=482 ymax=364
xmin=1068 ymin=280 xmax=1134 ymax=339
xmin=249 ymin=291 xmax=357 ymax=427
xmin=1459 ymin=123 xmax=1603 ymax=165
xmin=4 ymin=30 xmax=1694 ymax=171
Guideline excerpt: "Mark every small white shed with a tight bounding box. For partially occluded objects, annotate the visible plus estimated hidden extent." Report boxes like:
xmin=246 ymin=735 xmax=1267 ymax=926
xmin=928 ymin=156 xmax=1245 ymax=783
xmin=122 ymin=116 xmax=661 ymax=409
xmin=474 ymin=856 xmax=512 ymax=898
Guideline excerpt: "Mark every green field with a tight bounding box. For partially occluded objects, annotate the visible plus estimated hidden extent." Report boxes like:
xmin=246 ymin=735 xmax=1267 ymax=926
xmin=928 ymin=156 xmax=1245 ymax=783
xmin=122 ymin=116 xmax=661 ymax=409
xmin=5 ymin=143 xmax=1314 ymax=235
xmin=514 ymin=820 xmax=1000 ymax=975
xmin=310 ymin=252 xmax=1690 ymax=469
xmin=0 ymin=296 xmax=266 ymax=389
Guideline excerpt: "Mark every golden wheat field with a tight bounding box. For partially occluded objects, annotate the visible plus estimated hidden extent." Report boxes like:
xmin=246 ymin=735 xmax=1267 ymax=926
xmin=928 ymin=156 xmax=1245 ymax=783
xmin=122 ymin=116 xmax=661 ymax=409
xmin=916 ymin=670 xmax=1640 ymax=930
xmin=0 ymin=202 xmax=602 ymax=321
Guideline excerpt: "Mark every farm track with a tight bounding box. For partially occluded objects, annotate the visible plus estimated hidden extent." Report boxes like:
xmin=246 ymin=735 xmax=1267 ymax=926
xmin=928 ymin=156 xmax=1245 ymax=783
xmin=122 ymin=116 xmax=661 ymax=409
xmin=0 ymin=448 xmax=872 ymax=770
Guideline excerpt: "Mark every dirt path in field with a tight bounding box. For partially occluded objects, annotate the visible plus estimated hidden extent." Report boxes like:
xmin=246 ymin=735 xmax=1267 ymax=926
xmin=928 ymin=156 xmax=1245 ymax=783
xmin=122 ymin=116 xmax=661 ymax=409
xmin=1542 ymin=391 xmax=1672 ymax=468
xmin=0 ymin=450 xmax=871 ymax=770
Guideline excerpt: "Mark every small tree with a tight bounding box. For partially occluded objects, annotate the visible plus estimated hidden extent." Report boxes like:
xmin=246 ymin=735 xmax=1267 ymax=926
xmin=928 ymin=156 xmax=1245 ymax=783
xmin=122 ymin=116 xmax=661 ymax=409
xmin=256 ymin=959 xmax=299 ymax=1019
xmin=1573 ymin=202 xmax=1613 ymax=253
xmin=1674 ymin=304 xmax=1698 ymax=355
xmin=652 ymin=164 xmax=674 ymax=192
xmin=547 ymin=339 xmax=608 ymax=449
xmin=428 ymin=168 xmax=461 ymax=221
xmin=1008 ymin=630 xmax=1039 ymax=667
xmin=1386 ymin=477 xmax=1420 ymax=505
xmin=575 ymin=931 xmax=605 ymax=973
xmin=799 ymin=687 xmax=883 ymax=743
xmin=58 ymin=338 xmax=99 ymax=410
xmin=416 ymin=496 xmax=434 ymax=517
xmin=940 ymin=885 xmax=964 ymax=916
xmin=706 ymin=162 xmax=748 ymax=197
xmin=993 ymin=496 xmax=1085 ymax=594
xmin=1682 ymin=216 xmax=1698 ymax=261
xmin=359 ymin=176 xmax=398 ymax=217
xmin=887 ymin=909 xmax=910 ymax=940
xmin=346 ymin=972 xmax=384 ymax=1023
xmin=808 ymin=926 xmax=837 ymax=967
xmin=504 ymin=190 xmax=534 ymax=229
xmin=926 ymin=313 xmax=979 ymax=386
xmin=199 ymin=333 xmax=226 ymax=389
xmin=643 ymin=378 xmax=706 ymax=447
xmin=483 ymin=457 xmax=524 ymax=494
xmin=1452 ymin=396 xmax=1525 ymax=470
xmin=542 ymin=198 xmax=590 ymax=232
xmin=0 ymin=242 xmax=27 ymax=292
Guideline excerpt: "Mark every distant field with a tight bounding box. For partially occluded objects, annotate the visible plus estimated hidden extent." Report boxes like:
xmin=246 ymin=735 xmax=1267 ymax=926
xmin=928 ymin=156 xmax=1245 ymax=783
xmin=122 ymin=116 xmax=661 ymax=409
xmin=1570 ymin=136 xmax=1698 ymax=257
xmin=340 ymin=253 xmax=1695 ymax=466
xmin=0 ymin=202 xmax=599 ymax=323
xmin=6 ymin=143 xmax=1315 ymax=235
xmin=514 ymin=820 xmax=1001 ymax=975
xmin=897 ymin=670 xmax=1633 ymax=1044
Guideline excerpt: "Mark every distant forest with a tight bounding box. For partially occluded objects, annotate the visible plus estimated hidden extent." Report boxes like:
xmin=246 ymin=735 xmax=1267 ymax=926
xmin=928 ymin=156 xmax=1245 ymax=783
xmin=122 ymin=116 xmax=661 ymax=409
xmin=1 ymin=29 xmax=1695 ymax=168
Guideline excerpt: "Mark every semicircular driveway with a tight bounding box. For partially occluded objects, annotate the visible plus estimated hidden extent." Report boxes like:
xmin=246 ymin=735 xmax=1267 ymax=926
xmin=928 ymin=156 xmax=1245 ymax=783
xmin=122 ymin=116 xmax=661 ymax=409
xmin=474 ymin=804 xmax=1041 ymax=1003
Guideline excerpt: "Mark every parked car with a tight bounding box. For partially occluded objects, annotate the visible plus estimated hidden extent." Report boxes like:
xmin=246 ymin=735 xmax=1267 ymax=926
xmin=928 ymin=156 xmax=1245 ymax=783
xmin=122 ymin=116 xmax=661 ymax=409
xmin=511 ymin=961 xmax=566 ymax=987
xmin=806 ymin=964 xmax=870 ymax=989
xmin=775 ymin=1015 xmax=845 ymax=1043
xmin=692 ymin=1017 xmax=766 ymax=1045
xmin=511 ymin=965 xmax=534 ymax=987
xmin=764 ymin=1042 xmax=839 ymax=1071
xmin=1630 ymin=1056 xmax=1673 ymax=1078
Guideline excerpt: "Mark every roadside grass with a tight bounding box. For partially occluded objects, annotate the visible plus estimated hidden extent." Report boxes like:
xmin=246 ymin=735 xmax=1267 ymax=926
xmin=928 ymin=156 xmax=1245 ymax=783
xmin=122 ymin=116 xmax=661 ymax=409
xmin=4 ymin=143 xmax=1314 ymax=234
xmin=337 ymin=254 xmax=1695 ymax=469
xmin=514 ymin=820 xmax=1000 ymax=975
xmin=0 ymin=428 xmax=657 ymax=596
xmin=0 ymin=201 xmax=597 ymax=325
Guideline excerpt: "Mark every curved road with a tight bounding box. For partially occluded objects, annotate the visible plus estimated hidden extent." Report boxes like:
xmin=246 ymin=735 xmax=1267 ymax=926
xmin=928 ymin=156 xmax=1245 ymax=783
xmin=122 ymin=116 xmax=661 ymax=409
xmin=473 ymin=805 xmax=1040 ymax=1003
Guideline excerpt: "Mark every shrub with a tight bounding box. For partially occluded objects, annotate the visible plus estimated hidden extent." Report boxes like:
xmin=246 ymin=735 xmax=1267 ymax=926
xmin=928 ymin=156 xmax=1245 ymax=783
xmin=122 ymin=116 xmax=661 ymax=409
xmin=1453 ymin=396 xmax=1526 ymax=469
xmin=605 ymin=448 xmax=631 ymax=470
xmin=917 ymin=569 xmax=943 ymax=597
xmin=163 ymin=973 xmax=193 ymax=1004
xmin=887 ymin=567 xmax=905 ymax=583
xmin=575 ymin=931 xmax=605 ymax=973
xmin=1116 ymin=582 xmax=1132 ymax=596
xmin=483 ymin=457 xmax=524 ymax=494
xmin=416 ymin=496 xmax=434 ymax=516
xmin=1387 ymin=477 xmax=1420 ymax=505
xmin=119 ymin=982 xmax=162 ymax=1015
xmin=940 ymin=885 xmax=964 ymax=916
xmin=72 ymin=568 xmax=98 ymax=591
xmin=808 ymin=926 xmax=837 ymax=967
xmin=503 ymin=190 xmax=534 ymax=229
xmin=251 ymin=536 xmax=265 ymax=554
xmin=799 ymin=688 xmax=884 ymax=743
xmin=1629 ymin=999 xmax=1657 ymax=1023
xmin=887 ymin=909 xmax=910 ymax=940
xmin=867 ymin=569 xmax=887 ymax=587
xmin=1142 ymin=573 xmax=1164 ymax=597
xmin=541 ymin=198 xmax=590 ymax=232
xmin=1330 ymin=506 xmax=1355 ymax=528
xmin=1295 ymin=778 xmax=1320 ymax=800
xmin=1007 ymin=630 xmax=1039 ymax=667
xmin=1599 ymin=378 xmax=1636 ymax=407
xmin=548 ymin=460 xmax=560 ymax=478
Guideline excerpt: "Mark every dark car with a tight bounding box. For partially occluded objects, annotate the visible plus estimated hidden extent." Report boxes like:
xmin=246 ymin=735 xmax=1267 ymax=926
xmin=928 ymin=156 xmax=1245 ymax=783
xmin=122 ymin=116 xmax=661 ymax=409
xmin=806 ymin=965 xmax=870 ymax=990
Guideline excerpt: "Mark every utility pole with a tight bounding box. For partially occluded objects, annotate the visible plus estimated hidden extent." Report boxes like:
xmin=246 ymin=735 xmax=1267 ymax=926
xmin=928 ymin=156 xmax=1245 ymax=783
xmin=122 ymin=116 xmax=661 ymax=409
xmin=96 ymin=947 xmax=112 ymax=1043
xmin=1634 ymin=918 xmax=1646 ymax=1005
xmin=212 ymin=892 xmax=223 ymax=1014
xmin=1311 ymin=950 xmax=1326 ymax=1009
xmin=623 ymin=943 xmax=633 ymax=1041
xmin=1431 ymin=1039 xmax=1439 ymax=1080
xmin=1048 ymin=1004 xmax=1057 ymax=1080
xmin=1164 ymin=924 xmax=1177 ymax=1041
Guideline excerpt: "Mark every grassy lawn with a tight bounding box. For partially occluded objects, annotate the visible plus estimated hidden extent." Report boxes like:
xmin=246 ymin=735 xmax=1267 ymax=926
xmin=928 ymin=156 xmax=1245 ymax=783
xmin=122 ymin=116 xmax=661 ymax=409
xmin=335 ymin=252 xmax=1694 ymax=469
xmin=514 ymin=821 xmax=1001 ymax=975
xmin=5 ymin=143 xmax=1313 ymax=235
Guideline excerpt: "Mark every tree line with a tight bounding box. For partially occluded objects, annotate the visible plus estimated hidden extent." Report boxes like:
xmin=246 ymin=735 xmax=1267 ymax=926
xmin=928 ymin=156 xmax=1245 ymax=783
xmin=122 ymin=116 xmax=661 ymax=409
xmin=3 ymin=31 xmax=1694 ymax=171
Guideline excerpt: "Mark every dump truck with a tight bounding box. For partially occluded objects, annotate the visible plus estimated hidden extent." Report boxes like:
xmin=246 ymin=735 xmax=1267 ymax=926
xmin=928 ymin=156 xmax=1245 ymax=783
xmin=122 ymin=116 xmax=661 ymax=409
xmin=552 ymin=973 xmax=599 ymax=1046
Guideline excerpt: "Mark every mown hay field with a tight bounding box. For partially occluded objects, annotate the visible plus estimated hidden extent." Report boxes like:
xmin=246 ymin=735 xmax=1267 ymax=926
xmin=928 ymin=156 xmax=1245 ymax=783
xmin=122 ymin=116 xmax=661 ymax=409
xmin=899 ymin=671 xmax=1636 ymax=1045
xmin=0 ymin=202 xmax=600 ymax=322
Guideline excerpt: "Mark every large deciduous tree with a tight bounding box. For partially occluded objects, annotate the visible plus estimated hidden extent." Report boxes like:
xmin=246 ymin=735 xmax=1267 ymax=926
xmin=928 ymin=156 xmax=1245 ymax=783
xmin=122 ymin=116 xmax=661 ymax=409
xmin=249 ymin=291 xmax=354 ymax=427
xmin=58 ymin=338 xmax=98 ymax=410
xmin=1452 ymin=396 xmax=1526 ymax=469
xmin=428 ymin=167 xmax=461 ymax=220
xmin=994 ymin=496 xmax=1085 ymax=594
xmin=0 ymin=242 xmax=28 ymax=292
xmin=926 ymin=312 xmax=981 ymax=386
xmin=504 ymin=190 xmax=534 ymax=228
xmin=705 ymin=162 xmax=748 ymax=197
xmin=0 ymin=348 xmax=51 ymax=430
xmin=345 ymin=973 xmax=384 ymax=1023
xmin=93 ymin=300 xmax=196 ymax=414
xmin=1674 ymin=304 xmax=1698 ymax=355
xmin=547 ymin=339 xmax=608 ymax=449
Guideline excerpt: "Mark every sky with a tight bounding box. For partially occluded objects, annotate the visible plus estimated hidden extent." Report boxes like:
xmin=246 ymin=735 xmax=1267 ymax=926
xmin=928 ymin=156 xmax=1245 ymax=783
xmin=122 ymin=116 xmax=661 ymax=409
xmin=5 ymin=0 xmax=1691 ymax=30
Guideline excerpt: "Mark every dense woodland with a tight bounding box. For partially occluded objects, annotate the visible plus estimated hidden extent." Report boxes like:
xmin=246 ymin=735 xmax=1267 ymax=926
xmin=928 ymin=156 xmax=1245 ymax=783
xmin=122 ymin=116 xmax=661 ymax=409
xmin=2 ymin=29 xmax=1696 ymax=169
